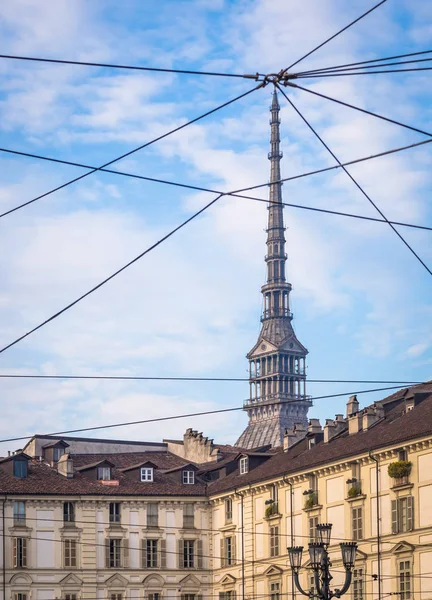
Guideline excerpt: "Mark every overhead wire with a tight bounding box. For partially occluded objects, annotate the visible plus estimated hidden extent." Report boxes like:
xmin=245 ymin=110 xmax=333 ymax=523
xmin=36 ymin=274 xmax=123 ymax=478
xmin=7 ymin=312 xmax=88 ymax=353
xmin=0 ymin=53 xmax=259 ymax=80
xmin=276 ymin=85 xmax=432 ymax=275
xmin=0 ymin=383 xmax=418 ymax=444
xmin=285 ymin=0 xmax=388 ymax=70
xmin=1 ymin=141 xmax=432 ymax=231
xmin=289 ymin=82 xmax=432 ymax=138
xmin=0 ymin=374 xmax=422 ymax=384
xmin=296 ymin=66 xmax=432 ymax=78
xmin=0 ymin=85 xmax=259 ymax=219
xmin=295 ymin=49 xmax=432 ymax=76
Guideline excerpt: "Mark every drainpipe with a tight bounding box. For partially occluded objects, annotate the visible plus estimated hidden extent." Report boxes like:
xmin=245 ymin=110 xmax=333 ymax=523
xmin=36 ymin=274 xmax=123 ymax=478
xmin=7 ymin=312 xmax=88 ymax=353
xmin=2 ymin=496 xmax=6 ymax=600
xmin=283 ymin=477 xmax=294 ymax=600
xmin=235 ymin=490 xmax=245 ymax=600
xmin=369 ymin=452 xmax=381 ymax=600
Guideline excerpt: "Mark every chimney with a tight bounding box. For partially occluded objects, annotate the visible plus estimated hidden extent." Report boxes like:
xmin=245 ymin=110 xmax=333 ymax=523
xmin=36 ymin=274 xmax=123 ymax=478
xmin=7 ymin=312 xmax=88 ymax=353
xmin=283 ymin=423 xmax=307 ymax=451
xmin=348 ymin=412 xmax=362 ymax=435
xmin=346 ymin=395 xmax=359 ymax=418
xmin=308 ymin=419 xmax=322 ymax=434
xmin=57 ymin=453 xmax=74 ymax=478
xmin=323 ymin=419 xmax=336 ymax=443
xmin=362 ymin=407 xmax=381 ymax=431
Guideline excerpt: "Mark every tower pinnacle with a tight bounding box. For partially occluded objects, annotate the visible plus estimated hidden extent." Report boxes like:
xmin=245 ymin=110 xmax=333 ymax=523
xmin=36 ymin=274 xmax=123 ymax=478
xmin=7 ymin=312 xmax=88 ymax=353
xmin=235 ymin=89 xmax=311 ymax=449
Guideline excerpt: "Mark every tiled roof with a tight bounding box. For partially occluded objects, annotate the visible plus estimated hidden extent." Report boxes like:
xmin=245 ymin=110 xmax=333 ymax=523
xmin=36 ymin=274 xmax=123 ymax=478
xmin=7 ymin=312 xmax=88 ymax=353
xmin=0 ymin=451 xmax=207 ymax=497
xmin=207 ymin=386 xmax=432 ymax=495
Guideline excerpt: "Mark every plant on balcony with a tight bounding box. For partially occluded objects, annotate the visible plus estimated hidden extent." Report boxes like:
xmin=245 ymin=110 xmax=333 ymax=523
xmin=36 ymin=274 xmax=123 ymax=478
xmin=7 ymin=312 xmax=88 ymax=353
xmin=387 ymin=461 xmax=412 ymax=479
xmin=303 ymin=490 xmax=318 ymax=509
xmin=347 ymin=484 xmax=362 ymax=498
xmin=265 ymin=502 xmax=279 ymax=518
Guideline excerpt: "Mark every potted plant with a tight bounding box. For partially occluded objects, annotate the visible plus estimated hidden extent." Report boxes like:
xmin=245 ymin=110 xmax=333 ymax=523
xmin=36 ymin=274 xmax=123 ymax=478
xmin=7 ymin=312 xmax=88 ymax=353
xmin=388 ymin=460 xmax=412 ymax=485
xmin=347 ymin=483 xmax=362 ymax=498
xmin=265 ymin=503 xmax=279 ymax=518
xmin=303 ymin=490 xmax=318 ymax=509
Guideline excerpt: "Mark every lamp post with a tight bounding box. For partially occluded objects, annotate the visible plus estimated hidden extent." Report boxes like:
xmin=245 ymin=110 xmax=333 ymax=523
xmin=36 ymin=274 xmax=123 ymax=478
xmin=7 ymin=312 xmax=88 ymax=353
xmin=288 ymin=523 xmax=357 ymax=600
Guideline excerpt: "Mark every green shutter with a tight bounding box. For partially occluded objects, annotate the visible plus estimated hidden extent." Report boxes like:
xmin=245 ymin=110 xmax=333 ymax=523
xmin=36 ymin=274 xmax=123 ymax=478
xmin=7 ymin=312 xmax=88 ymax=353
xmin=391 ymin=499 xmax=398 ymax=534
xmin=196 ymin=540 xmax=203 ymax=569
xmin=407 ymin=496 xmax=414 ymax=531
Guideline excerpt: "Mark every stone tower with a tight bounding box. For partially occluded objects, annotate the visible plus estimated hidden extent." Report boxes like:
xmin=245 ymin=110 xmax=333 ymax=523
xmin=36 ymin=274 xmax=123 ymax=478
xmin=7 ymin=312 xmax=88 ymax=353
xmin=236 ymin=89 xmax=312 ymax=449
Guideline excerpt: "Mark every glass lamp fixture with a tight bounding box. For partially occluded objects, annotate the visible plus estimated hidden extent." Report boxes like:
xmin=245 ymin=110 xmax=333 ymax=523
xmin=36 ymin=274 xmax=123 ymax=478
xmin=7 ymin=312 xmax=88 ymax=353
xmin=316 ymin=523 xmax=333 ymax=546
xmin=288 ymin=546 xmax=304 ymax=571
xmin=340 ymin=542 xmax=358 ymax=570
xmin=308 ymin=542 xmax=325 ymax=569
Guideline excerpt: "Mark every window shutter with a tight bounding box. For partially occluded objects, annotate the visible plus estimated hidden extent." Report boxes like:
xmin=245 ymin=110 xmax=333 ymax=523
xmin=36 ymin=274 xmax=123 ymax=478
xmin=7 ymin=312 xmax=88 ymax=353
xmin=105 ymin=539 xmax=110 ymax=568
xmin=232 ymin=535 xmax=236 ymax=564
xmin=22 ymin=538 xmax=27 ymax=568
xmin=220 ymin=538 xmax=225 ymax=568
xmin=391 ymin=499 xmax=398 ymax=534
xmin=197 ymin=595 xmax=202 ymax=600
xmin=407 ymin=496 xmax=414 ymax=531
xmin=196 ymin=539 xmax=203 ymax=569
xmin=13 ymin=538 xmax=17 ymax=568
xmin=178 ymin=540 xmax=183 ymax=569
xmin=160 ymin=539 xmax=166 ymax=568
xmin=122 ymin=539 xmax=129 ymax=568
xmin=142 ymin=539 xmax=147 ymax=569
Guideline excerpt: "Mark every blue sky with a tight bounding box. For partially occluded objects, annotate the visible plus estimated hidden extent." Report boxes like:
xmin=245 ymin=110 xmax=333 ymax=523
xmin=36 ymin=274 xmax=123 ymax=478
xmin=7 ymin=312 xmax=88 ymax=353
xmin=0 ymin=0 xmax=431 ymax=452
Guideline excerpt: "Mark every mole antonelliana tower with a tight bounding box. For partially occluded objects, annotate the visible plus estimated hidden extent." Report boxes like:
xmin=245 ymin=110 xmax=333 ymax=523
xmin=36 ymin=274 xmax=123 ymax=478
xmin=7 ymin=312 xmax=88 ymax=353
xmin=236 ymin=89 xmax=312 ymax=449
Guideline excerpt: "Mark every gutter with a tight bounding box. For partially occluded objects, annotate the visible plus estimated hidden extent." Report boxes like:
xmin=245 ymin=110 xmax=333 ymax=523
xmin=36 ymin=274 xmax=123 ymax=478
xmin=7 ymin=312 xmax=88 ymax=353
xmin=369 ymin=452 xmax=381 ymax=600
xmin=2 ymin=496 xmax=6 ymax=600
xmin=283 ymin=476 xmax=295 ymax=600
xmin=234 ymin=489 xmax=245 ymax=600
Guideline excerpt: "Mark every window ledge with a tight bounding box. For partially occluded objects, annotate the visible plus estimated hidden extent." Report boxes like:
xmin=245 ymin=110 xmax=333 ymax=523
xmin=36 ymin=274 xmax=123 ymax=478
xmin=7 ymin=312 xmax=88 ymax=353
xmin=303 ymin=504 xmax=322 ymax=513
xmin=391 ymin=482 xmax=414 ymax=491
xmin=346 ymin=494 xmax=367 ymax=503
xmin=265 ymin=513 xmax=282 ymax=520
xmin=219 ymin=523 xmax=237 ymax=532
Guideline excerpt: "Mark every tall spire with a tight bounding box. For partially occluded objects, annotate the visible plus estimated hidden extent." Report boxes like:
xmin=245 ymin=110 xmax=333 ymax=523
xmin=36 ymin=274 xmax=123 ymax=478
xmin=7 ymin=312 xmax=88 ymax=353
xmin=236 ymin=88 xmax=311 ymax=450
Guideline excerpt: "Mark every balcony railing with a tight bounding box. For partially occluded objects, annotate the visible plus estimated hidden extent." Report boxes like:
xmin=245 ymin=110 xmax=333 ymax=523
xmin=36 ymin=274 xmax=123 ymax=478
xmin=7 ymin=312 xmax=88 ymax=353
xmin=261 ymin=308 xmax=293 ymax=321
xmin=303 ymin=491 xmax=319 ymax=510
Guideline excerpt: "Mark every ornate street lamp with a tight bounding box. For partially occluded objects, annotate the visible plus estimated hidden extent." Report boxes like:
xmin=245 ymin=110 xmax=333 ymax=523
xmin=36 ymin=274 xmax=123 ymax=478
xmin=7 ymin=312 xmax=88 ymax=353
xmin=287 ymin=523 xmax=358 ymax=600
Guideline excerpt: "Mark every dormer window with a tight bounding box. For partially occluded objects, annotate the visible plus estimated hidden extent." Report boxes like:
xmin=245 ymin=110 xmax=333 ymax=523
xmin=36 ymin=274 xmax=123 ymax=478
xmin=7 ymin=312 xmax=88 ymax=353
xmin=141 ymin=467 xmax=154 ymax=482
xmin=182 ymin=470 xmax=195 ymax=485
xmin=97 ymin=466 xmax=111 ymax=481
xmin=239 ymin=456 xmax=249 ymax=475
xmin=13 ymin=459 xmax=28 ymax=479
xmin=53 ymin=447 xmax=65 ymax=462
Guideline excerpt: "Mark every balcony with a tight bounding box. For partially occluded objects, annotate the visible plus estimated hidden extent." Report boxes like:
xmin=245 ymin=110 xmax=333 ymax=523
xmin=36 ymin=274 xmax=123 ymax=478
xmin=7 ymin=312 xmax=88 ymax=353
xmin=388 ymin=461 xmax=412 ymax=488
xmin=303 ymin=491 xmax=319 ymax=510
xmin=243 ymin=394 xmax=313 ymax=408
xmin=261 ymin=308 xmax=293 ymax=321
xmin=265 ymin=502 xmax=280 ymax=519
xmin=346 ymin=479 xmax=363 ymax=500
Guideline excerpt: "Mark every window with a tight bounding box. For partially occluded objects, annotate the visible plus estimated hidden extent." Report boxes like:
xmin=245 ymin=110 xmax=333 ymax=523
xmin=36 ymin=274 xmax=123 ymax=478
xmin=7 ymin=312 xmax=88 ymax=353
xmin=183 ymin=470 xmax=195 ymax=485
xmin=392 ymin=497 xmax=414 ymax=533
xmin=148 ymin=595 xmax=160 ymax=600
xmin=308 ymin=473 xmax=318 ymax=491
xmin=64 ymin=539 xmax=77 ymax=568
xmin=53 ymin=447 xmax=65 ymax=462
xmin=64 ymin=595 xmax=77 ymax=600
xmin=13 ymin=460 xmax=27 ymax=479
xmin=309 ymin=516 xmax=319 ymax=542
xmin=398 ymin=449 xmax=408 ymax=462
xmin=352 ymin=506 xmax=363 ymax=541
xmin=224 ymin=536 xmax=234 ymax=566
xmin=63 ymin=502 xmax=75 ymax=525
xmin=309 ymin=575 xmax=315 ymax=599
xmin=14 ymin=595 xmax=27 ymax=600
xmin=270 ymin=582 xmax=280 ymax=600
xmin=225 ymin=498 xmax=233 ymax=523
xmin=353 ymin=568 xmax=364 ymax=600
xmin=13 ymin=537 xmax=27 ymax=567
xmin=97 ymin=466 xmax=111 ymax=481
xmin=13 ymin=502 xmax=25 ymax=526
xmin=111 ymin=595 xmax=122 ymax=600
xmin=399 ymin=560 xmax=411 ymax=600
xmin=182 ymin=595 xmax=196 ymax=600
xmin=239 ymin=457 xmax=249 ymax=475
xmin=219 ymin=593 xmax=235 ymax=600
xmin=141 ymin=468 xmax=154 ymax=482
xmin=109 ymin=503 xmax=121 ymax=524
xmin=270 ymin=484 xmax=278 ymax=504
xmin=147 ymin=503 xmax=158 ymax=527
xmin=270 ymin=526 xmax=279 ymax=557
xmin=182 ymin=540 xmax=195 ymax=568
xmin=108 ymin=539 xmax=122 ymax=568
xmin=144 ymin=539 xmax=159 ymax=568
xmin=183 ymin=504 xmax=194 ymax=529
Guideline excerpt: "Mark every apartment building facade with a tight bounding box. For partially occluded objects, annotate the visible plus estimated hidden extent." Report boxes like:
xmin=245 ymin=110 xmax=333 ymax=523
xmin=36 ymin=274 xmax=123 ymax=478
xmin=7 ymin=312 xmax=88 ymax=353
xmin=1 ymin=383 xmax=432 ymax=600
